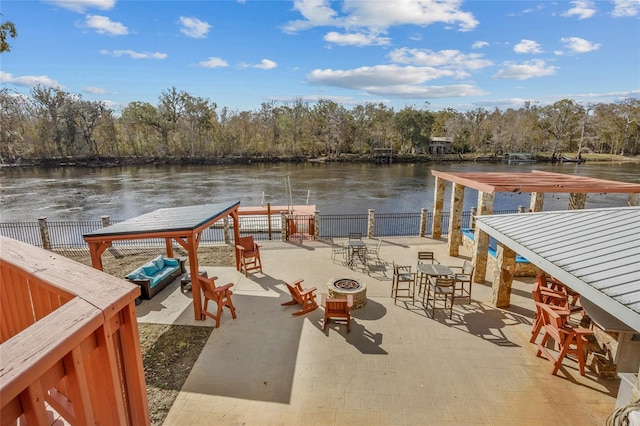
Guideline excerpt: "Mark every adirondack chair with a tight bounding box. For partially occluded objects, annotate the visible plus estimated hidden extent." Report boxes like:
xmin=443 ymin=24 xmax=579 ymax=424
xmin=281 ymin=279 xmax=318 ymax=316
xmin=530 ymin=276 xmax=570 ymax=344
xmin=535 ymin=302 xmax=593 ymax=376
xmin=198 ymin=275 xmax=237 ymax=328
xmin=236 ymin=236 xmax=262 ymax=276
xmin=321 ymin=294 xmax=353 ymax=332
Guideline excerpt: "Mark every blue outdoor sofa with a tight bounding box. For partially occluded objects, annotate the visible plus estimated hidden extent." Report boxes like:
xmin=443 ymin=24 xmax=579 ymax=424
xmin=125 ymin=255 xmax=186 ymax=300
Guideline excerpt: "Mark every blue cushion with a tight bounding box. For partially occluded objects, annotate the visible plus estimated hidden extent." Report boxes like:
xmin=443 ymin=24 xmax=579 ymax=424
xmin=126 ymin=269 xmax=142 ymax=280
xmin=152 ymin=257 xmax=165 ymax=270
xmin=164 ymin=258 xmax=179 ymax=267
xmin=142 ymin=262 xmax=159 ymax=276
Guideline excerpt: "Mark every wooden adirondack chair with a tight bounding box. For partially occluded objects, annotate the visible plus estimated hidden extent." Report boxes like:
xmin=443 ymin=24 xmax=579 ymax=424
xmin=281 ymin=279 xmax=318 ymax=316
xmin=236 ymin=236 xmax=262 ymax=276
xmin=198 ymin=275 xmax=237 ymax=328
xmin=321 ymin=294 xmax=353 ymax=332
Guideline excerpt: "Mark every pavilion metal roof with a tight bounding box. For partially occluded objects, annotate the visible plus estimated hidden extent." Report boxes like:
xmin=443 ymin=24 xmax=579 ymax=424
xmin=431 ymin=170 xmax=640 ymax=194
xmin=475 ymin=206 xmax=640 ymax=332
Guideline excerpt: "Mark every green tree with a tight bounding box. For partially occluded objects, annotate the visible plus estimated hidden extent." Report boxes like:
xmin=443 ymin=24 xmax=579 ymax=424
xmin=394 ymin=107 xmax=435 ymax=153
xmin=0 ymin=14 xmax=17 ymax=53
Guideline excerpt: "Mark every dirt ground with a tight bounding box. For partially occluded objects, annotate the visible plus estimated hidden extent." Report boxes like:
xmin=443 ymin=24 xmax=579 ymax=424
xmin=62 ymin=245 xmax=235 ymax=425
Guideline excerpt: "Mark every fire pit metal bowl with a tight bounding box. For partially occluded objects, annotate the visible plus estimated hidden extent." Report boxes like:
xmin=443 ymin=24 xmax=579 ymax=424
xmin=327 ymin=278 xmax=367 ymax=309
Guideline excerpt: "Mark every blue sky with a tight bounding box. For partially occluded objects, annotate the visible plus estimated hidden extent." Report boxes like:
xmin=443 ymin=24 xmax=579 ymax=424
xmin=2 ymin=0 xmax=639 ymax=112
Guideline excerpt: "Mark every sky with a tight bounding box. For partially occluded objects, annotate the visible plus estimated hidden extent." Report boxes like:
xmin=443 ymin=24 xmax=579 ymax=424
xmin=1 ymin=0 xmax=639 ymax=113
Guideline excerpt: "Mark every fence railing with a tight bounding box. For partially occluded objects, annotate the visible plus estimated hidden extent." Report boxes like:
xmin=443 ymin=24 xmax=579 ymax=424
xmin=0 ymin=210 xmax=521 ymax=251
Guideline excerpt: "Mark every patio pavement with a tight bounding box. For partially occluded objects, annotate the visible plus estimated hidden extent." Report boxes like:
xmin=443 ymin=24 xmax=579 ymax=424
xmin=135 ymin=237 xmax=620 ymax=425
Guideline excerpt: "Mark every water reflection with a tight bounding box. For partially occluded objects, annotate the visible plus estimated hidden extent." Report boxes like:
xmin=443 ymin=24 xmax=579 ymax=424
xmin=0 ymin=162 xmax=638 ymax=222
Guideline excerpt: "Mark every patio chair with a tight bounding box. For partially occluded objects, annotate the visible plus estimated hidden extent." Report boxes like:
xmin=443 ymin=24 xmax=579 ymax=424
xmin=449 ymin=260 xmax=474 ymax=304
xmin=348 ymin=232 xmax=362 ymax=240
xmin=416 ymin=251 xmax=439 ymax=294
xmin=530 ymin=280 xmax=570 ymax=344
xmin=321 ymin=294 xmax=353 ymax=332
xmin=366 ymin=238 xmax=382 ymax=262
xmin=198 ymin=275 xmax=237 ymax=328
xmin=236 ymin=236 xmax=262 ymax=276
xmin=392 ymin=263 xmax=416 ymax=303
xmin=535 ymin=302 xmax=593 ymax=376
xmin=281 ymin=279 xmax=319 ymax=316
xmin=424 ymin=277 xmax=455 ymax=319
xmin=536 ymin=270 xmax=582 ymax=313
xmin=331 ymin=238 xmax=347 ymax=263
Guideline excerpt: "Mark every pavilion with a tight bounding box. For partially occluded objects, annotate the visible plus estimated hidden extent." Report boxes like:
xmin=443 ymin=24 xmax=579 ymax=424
xmin=83 ymin=202 xmax=241 ymax=320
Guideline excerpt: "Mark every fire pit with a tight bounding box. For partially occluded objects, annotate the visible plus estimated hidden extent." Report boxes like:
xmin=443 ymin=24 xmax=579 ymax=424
xmin=327 ymin=278 xmax=367 ymax=309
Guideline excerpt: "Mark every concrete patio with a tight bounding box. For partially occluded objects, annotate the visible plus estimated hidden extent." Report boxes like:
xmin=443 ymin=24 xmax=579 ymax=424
xmin=135 ymin=237 xmax=620 ymax=425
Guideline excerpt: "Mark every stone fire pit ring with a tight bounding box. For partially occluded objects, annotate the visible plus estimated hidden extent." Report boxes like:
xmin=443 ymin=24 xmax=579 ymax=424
xmin=326 ymin=278 xmax=367 ymax=309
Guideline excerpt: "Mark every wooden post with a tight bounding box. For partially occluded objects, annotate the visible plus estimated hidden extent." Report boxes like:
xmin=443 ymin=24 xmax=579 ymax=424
xmin=432 ymin=176 xmax=446 ymax=238
xmin=368 ymin=209 xmax=375 ymax=239
xmin=447 ymin=183 xmax=465 ymax=257
xmin=419 ymin=208 xmax=428 ymax=237
xmin=37 ymin=217 xmax=51 ymax=250
xmin=492 ymin=242 xmax=516 ymax=308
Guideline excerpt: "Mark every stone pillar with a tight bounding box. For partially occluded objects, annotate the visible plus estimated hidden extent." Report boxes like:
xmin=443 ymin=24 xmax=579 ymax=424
xmin=569 ymin=192 xmax=587 ymax=210
xmin=38 ymin=217 xmax=51 ymax=250
xmin=518 ymin=205 xmax=526 ymax=213
xmin=529 ymin=192 xmax=544 ymax=212
xmin=101 ymin=215 xmax=110 ymax=227
xmin=472 ymin=191 xmax=494 ymax=283
xmin=628 ymin=193 xmax=640 ymax=206
xmin=470 ymin=207 xmax=477 ymax=228
xmin=447 ymin=183 xmax=465 ymax=257
xmin=492 ymin=243 xmax=516 ymax=308
xmin=314 ymin=210 xmax=320 ymax=240
xmin=368 ymin=209 xmax=375 ymax=239
xmin=223 ymin=216 xmax=230 ymax=244
xmin=419 ymin=208 xmax=428 ymax=237
xmin=432 ymin=176 xmax=446 ymax=238
xmin=280 ymin=211 xmax=287 ymax=241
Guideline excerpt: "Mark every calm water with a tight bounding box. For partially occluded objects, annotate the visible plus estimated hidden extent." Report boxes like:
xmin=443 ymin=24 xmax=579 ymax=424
xmin=1 ymin=162 xmax=638 ymax=222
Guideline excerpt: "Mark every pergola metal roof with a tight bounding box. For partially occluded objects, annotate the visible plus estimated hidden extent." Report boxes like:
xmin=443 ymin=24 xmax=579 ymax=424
xmin=475 ymin=206 xmax=640 ymax=333
xmin=83 ymin=202 xmax=241 ymax=320
xmin=431 ymin=170 xmax=640 ymax=194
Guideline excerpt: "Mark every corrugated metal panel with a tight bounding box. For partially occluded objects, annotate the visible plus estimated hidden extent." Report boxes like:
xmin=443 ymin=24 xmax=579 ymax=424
xmin=475 ymin=206 xmax=640 ymax=332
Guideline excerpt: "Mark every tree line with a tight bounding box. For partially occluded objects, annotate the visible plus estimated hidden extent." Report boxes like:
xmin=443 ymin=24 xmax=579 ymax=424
xmin=0 ymin=86 xmax=638 ymax=164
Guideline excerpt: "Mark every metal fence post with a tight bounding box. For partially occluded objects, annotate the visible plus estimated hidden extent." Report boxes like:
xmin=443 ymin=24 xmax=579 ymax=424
xmin=223 ymin=216 xmax=230 ymax=244
xmin=420 ymin=208 xmax=428 ymax=237
xmin=38 ymin=217 xmax=51 ymax=250
xmin=368 ymin=209 xmax=375 ymax=238
xmin=314 ymin=210 xmax=320 ymax=240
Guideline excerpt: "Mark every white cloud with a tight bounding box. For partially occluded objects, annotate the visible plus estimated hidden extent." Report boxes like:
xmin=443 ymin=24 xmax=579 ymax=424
xmin=99 ymin=49 xmax=167 ymax=59
xmin=324 ymin=31 xmax=391 ymax=46
xmin=472 ymin=41 xmax=489 ymax=49
xmin=84 ymin=86 xmax=108 ymax=94
xmin=179 ymin=17 xmax=211 ymax=39
xmin=284 ymin=0 xmax=478 ymax=33
xmin=306 ymin=64 xmax=485 ymax=98
xmin=45 ymin=0 xmax=115 ymax=13
xmin=84 ymin=15 xmax=128 ymax=36
xmin=612 ymin=0 xmax=640 ymax=17
xmin=560 ymin=37 xmax=601 ymax=53
xmin=493 ymin=59 xmax=557 ymax=80
xmin=0 ymin=71 xmax=63 ymax=88
xmin=514 ymin=39 xmax=543 ymax=54
xmin=563 ymin=1 xmax=597 ymax=19
xmin=254 ymin=59 xmax=278 ymax=70
xmin=199 ymin=57 xmax=229 ymax=68
xmin=389 ymin=48 xmax=493 ymax=70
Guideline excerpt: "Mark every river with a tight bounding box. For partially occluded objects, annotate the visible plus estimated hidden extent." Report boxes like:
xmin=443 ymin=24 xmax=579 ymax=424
xmin=0 ymin=161 xmax=638 ymax=222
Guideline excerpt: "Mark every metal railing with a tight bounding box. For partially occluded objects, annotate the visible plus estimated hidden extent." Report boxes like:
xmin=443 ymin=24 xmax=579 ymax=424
xmin=0 ymin=210 xmax=520 ymax=251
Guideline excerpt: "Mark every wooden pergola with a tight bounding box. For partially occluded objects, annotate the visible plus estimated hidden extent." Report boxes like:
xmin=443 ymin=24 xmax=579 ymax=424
xmin=83 ymin=202 xmax=241 ymax=320
xmin=430 ymin=170 xmax=640 ymax=307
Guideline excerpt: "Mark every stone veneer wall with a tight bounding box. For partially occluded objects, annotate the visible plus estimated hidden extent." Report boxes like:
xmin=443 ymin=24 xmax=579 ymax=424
xmin=462 ymin=233 xmax=536 ymax=277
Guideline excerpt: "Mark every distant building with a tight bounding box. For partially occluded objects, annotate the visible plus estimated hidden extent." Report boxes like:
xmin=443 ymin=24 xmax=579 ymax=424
xmin=429 ymin=137 xmax=454 ymax=155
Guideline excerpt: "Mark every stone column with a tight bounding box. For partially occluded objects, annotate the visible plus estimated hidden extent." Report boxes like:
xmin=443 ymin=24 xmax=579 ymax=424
xmin=419 ymin=208 xmax=428 ymax=237
xmin=529 ymin=192 xmax=544 ymax=212
xmin=472 ymin=191 xmax=494 ymax=283
xmin=38 ymin=217 xmax=51 ymax=250
xmin=518 ymin=205 xmax=526 ymax=213
xmin=223 ymin=216 xmax=230 ymax=244
xmin=314 ymin=210 xmax=320 ymax=240
xmin=432 ymin=176 xmax=446 ymax=238
xmin=281 ymin=211 xmax=287 ymax=241
xmin=628 ymin=193 xmax=640 ymax=206
xmin=101 ymin=215 xmax=110 ymax=227
xmin=447 ymin=183 xmax=465 ymax=257
xmin=569 ymin=192 xmax=587 ymax=210
xmin=492 ymin=243 xmax=516 ymax=308
xmin=470 ymin=207 xmax=477 ymax=228
xmin=368 ymin=209 xmax=375 ymax=239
